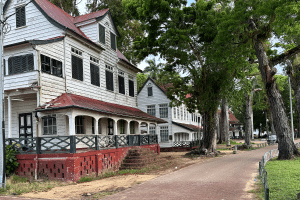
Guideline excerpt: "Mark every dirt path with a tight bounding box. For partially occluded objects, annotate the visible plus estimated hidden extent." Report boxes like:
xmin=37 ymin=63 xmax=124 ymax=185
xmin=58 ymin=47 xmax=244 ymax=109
xmin=101 ymin=140 xmax=300 ymax=200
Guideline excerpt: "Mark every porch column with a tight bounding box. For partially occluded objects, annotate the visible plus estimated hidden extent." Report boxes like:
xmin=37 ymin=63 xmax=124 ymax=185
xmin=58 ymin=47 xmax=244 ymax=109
xmin=138 ymin=122 xmax=141 ymax=134
xmin=68 ymin=114 xmax=75 ymax=135
xmin=8 ymin=96 xmax=12 ymax=138
xmin=147 ymin=123 xmax=150 ymax=134
xmin=114 ymin=119 xmax=118 ymax=135
xmin=189 ymin=132 xmax=193 ymax=141
xmin=127 ymin=120 xmax=130 ymax=135
xmin=95 ymin=118 xmax=99 ymax=135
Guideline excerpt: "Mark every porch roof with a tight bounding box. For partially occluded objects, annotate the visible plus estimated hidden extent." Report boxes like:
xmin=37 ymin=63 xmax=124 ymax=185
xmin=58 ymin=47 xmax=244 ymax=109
xmin=36 ymin=93 xmax=166 ymax=123
xmin=172 ymin=121 xmax=202 ymax=132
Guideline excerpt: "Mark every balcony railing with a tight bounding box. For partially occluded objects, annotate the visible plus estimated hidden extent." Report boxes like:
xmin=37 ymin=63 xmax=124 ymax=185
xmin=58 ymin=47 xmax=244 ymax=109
xmin=5 ymin=134 xmax=158 ymax=154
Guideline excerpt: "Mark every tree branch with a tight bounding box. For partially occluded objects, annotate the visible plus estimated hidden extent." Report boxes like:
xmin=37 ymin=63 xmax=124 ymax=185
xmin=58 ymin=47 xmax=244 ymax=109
xmin=270 ymin=45 xmax=300 ymax=66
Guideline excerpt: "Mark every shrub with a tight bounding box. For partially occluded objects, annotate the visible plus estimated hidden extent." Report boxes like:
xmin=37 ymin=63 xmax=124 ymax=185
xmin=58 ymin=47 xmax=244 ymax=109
xmin=11 ymin=175 xmax=27 ymax=183
xmin=5 ymin=145 xmax=19 ymax=175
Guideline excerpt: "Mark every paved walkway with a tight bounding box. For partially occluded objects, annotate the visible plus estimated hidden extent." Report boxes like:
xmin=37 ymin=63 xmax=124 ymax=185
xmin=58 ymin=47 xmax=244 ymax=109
xmin=102 ymin=140 xmax=300 ymax=200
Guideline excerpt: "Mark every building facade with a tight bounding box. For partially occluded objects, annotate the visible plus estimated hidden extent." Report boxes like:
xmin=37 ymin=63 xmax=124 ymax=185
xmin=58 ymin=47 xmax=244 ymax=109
xmin=137 ymin=78 xmax=201 ymax=148
xmin=3 ymin=0 xmax=165 ymax=142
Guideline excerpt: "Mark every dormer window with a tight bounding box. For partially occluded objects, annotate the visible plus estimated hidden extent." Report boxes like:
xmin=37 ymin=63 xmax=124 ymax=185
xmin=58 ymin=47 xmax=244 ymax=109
xmin=110 ymin=32 xmax=116 ymax=51
xmin=99 ymin=24 xmax=105 ymax=44
xmin=16 ymin=6 xmax=26 ymax=28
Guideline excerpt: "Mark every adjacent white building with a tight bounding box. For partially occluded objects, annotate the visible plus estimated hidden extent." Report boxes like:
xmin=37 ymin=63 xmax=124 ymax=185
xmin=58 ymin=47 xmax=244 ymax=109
xmin=137 ymin=78 xmax=201 ymax=148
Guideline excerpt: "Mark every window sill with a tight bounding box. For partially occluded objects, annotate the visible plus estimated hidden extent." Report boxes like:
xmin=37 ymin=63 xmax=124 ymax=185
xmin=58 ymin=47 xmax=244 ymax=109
xmin=106 ymin=89 xmax=115 ymax=93
xmin=15 ymin=25 xmax=27 ymax=30
xmin=5 ymin=70 xmax=38 ymax=77
xmin=71 ymin=78 xmax=84 ymax=82
xmin=41 ymin=71 xmax=64 ymax=78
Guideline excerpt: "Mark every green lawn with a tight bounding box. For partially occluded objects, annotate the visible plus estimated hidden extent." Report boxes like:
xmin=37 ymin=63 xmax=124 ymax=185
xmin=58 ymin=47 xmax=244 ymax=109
xmin=264 ymin=156 xmax=300 ymax=200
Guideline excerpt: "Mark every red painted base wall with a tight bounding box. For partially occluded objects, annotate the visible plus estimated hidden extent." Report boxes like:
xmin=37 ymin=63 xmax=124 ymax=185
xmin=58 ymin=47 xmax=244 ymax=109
xmin=15 ymin=144 xmax=160 ymax=182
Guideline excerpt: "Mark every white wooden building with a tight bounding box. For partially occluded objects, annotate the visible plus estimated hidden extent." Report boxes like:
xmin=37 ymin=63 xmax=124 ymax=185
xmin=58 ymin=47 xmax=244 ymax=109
xmin=2 ymin=0 xmax=165 ymax=141
xmin=137 ymin=77 xmax=202 ymax=148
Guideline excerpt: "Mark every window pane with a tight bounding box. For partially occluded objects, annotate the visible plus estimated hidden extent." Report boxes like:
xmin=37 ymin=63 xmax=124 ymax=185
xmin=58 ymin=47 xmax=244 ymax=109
xmin=99 ymin=24 xmax=105 ymax=44
xmin=147 ymin=105 xmax=156 ymax=117
xmin=148 ymin=87 xmax=153 ymax=96
xmin=118 ymin=76 xmax=125 ymax=94
xmin=110 ymin=32 xmax=116 ymax=50
xmin=159 ymin=104 xmax=168 ymax=118
xmin=129 ymin=80 xmax=134 ymax=97
xmin=16 ymin=6 xmax=26 ymax=28
xmin=106 ymin=70 xmax=114 ymax=91
xmin=72 ymin=55 xmax=83 ymax=81
xmin=90 ymin=63 xmax=100 ymax=86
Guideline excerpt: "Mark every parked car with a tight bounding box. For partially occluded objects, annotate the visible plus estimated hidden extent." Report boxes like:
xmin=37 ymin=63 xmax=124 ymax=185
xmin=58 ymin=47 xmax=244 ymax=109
xmin=267 ymin=135 xmax=277 ymax=144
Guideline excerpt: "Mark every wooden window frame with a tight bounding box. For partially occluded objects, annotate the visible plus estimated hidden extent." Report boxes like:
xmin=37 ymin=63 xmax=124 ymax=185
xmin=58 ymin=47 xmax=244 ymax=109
xmin=99 ymin=24 xmax=105 ymax=44
xmin=148 ymin=87 xmax=153 ymax=97
xmin=16 ymin=6 xmax=26 ymax=28
xmin=107 ymin=119 xmax=114 ymax=135
xmin=72 ymin=54 xmax=83 ymax=81
xmin=90 ymin=62 xmax=100 ymax=86
xmin=8 ymin=54 xmax=34 ymax=75
xmin=147 ymin=105 xmax=156 ymax=117
xmin=105 ymin=65 xmax=114 ymax=91
xmin=129 ymin=79 xmax=134 ymax=97
xmin=42 ymin=115 xmax=57 ymax=135
xmin=110 ymin=32 xmax=117 ymax=51
xmin=75 ymin=116 xmax=84 ymax=134
xmin=118 ymin=71 xmax=125 ymax=94
xmin=41 ymin=54 xmax=62 ymax=77
xmin=159 ymin=104 xmax=168 ymax=118
xmin=160 ymin=126 xmax=169 ymax=142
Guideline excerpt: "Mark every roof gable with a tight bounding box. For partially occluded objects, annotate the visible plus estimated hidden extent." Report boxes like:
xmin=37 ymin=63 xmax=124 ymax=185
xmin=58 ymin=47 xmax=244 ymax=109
xmin=138 ymin=77 xmax=170 ymax=96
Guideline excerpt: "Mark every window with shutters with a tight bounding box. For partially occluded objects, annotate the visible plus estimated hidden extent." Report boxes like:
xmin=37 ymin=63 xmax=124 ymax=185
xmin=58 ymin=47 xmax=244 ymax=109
xmin=72 ymin=55 xmax=83 ymax=81
xmin=75 ymin=116 xmax=84 ymax=134
xmin=90 ymin=63 xmax=100 ymax=86
xmin=128 ymin=75 xmax=134 ymax=97
xmin=8 ymin=54 xmax=34 ymax=75
xmin=42 ymin=115 xmax=57 ymax=135
xmin=118 ymin=70 xmax=125 ymax=94
xmin=41 ymin=54 xmax=62 ymax=77
xmin=16 ymin=6 xmax=26 ymax=28
xmin=105 ymin=65 xmax=114 ymax=91
xmin=99 ymin=24 xmax=105 ymax=44
xmin=147 ymin=105 xmax=156 ymax=117
xmin=148 ymin=87 xmax=153 ymax=96
xmin=160 ymin=126 xmax=169 ymax=142
xmin=110 ymin=32 xmax=116 ymax=51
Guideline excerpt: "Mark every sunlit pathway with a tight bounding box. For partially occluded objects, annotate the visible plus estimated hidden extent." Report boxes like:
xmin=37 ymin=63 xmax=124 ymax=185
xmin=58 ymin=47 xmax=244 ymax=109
xmin=102 ymin=139 xmax=300 ymax=200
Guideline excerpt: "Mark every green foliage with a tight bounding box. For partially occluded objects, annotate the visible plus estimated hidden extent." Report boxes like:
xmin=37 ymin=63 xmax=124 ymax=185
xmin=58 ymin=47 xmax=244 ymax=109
xmin=77 ymin=176 xmax=94 ymax=183
xmin=11 ymin=175 xmax=27 ymax=183
xmin=265 ymin=157 xmax=300 ymax=199
xmin=49 ymin=0 xmax=80 ymax=16
xmin=137 ymin=73 xmax=148 ymax=91
xmin=5 ymin=145 xmax=19 ymax=176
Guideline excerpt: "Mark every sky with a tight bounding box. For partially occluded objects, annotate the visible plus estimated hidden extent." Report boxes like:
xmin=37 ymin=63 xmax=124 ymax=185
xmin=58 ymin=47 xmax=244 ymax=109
xmin=77 ymin=0 xmax=195 ymax=71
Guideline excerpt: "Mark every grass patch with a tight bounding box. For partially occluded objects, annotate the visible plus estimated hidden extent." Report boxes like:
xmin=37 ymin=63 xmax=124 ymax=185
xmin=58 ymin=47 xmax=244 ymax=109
xmin=264 ymin=157 xmax=300 ymax=200
xmin=221 ymin=140 xmax=243 ymax=145
xmin=248 ymin=176 xmax=264 ymax=200
xmin=0 ymin=175 xmax=71 ymax=195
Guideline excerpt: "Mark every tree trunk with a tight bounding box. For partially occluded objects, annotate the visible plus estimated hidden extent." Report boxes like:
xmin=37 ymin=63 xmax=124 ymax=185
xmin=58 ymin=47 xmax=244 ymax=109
xmin=251 ymin=110 xmax=254 ymax=139
xmin=270 ymin=114 xmax=276 ymax=136
xmin=253 ymin=37 xmax=300 ymax=159
xmin=220 ymin=98 xmax=229 ymax=145
xmin=245 ymin=95 xmax=252 ymax=145
xmin=202 ymin=110 xmax=218 ymax=154
xmin=266 ymin=111 xmax=269 ymax=137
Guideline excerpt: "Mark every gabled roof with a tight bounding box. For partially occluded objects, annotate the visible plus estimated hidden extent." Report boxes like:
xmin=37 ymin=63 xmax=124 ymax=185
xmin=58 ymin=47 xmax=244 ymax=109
xmin=218 ymin=110 xmax=243 ymax=125
xmin=138 ymin=77 xmax=173 ymax=95
xmin=172 ymin=121 xmax=201 ymax=132
xmin=4 ymin=36 xmax=65 ymax=48
xmin=73 ymin=9 xmax=109 ymax=24
xmin=36 ymin=93 xmax=166 ymax=123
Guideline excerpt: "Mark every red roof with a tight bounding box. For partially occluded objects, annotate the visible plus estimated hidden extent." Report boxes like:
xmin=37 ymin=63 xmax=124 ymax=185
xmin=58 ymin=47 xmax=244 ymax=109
xmin=35 ymin=0 xmax=89 ymax=40
xmin=37 ymin=93 xmax=166 ymax=123
xmin=33 ymin=0 xmax=131 ymax=63
xmin=218 ymin=110 xmax=242 ymax=124
xmin=73 ymin=9 xmax=109 ymax=24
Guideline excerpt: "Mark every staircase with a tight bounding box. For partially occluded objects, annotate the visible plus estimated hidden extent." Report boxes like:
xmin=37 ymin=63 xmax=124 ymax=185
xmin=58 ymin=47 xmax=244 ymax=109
xmin=120 ymin=148 xmax=160 ymax=170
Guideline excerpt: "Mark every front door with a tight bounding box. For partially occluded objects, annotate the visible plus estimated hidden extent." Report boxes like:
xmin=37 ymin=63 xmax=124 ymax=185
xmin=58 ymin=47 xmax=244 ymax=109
xmin=19 ymin=113 xmax=33 ymax=138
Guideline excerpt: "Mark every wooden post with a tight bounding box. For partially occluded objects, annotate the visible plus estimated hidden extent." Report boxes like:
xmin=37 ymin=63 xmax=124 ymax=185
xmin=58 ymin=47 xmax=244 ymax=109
xmin=115 ymin=135 xmax=119 ymax=148
xmin=95 ymin=135 xmax=99 ymax=150
xmin=70 ymin=136 xmax=76 ymax=153
xmin=36 ymin=137 xmax=41 ymax=154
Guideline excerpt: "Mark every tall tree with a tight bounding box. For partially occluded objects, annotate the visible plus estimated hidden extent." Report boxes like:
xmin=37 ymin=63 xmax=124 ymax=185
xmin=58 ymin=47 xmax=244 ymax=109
xmin=216 ymin=0 xmax=300 ymax=159
xmin=123 ymin=0 xmax=247 ymax=155
xmin=143 ymin=58 xmax=164 ymax=80
xmin=86 ymin=0 xmax=143 ymax=65
xmin=219 ymin=98 xmax=229 ymax=145
xmin=49 ymin=0 xmax=80 ymax=16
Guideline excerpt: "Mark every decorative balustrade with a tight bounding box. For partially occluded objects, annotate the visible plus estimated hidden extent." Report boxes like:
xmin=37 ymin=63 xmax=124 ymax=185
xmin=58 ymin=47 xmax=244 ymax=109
xmin=172 ymin=140 xmax=200 ymax=148
xmin=5 ymin=134 xmax=158 ymax=154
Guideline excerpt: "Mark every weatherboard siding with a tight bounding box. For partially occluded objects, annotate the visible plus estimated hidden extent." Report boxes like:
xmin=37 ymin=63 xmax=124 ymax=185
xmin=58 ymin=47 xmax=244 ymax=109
xmin=3 ymin=0 xmax=63 ymax=46
xmin=36 ymin=40 xmax=66 ymax=105
xmin=64 ymin=36 xmax=137 ymax=108
xmin=137 ymin=79 xmax=172 ymax=146
xmin=4 ymin=96 xmax=37 ymax=138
